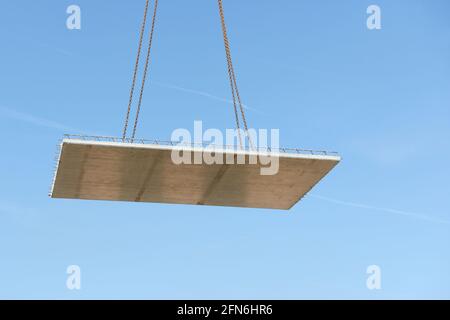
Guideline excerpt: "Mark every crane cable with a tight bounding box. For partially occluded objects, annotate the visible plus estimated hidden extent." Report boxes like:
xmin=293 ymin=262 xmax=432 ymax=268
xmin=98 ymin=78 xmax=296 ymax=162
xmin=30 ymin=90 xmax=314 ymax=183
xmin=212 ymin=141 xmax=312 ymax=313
xmin=131 ymin=0 xmax=159 ymax=140
xmin=217 ymin=0 xmax=253 ymax=150
xmin=122 ymin=0 xmax=159 ymax=141
xmin=122 ymin=0 xmax=252 ymax=149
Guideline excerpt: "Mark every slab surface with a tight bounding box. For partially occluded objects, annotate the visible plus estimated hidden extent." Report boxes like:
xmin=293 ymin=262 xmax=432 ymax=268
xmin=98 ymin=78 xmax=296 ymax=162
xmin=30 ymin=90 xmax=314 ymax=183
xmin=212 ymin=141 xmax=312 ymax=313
xmin=50 ymin=139 xmax=340 ymax=210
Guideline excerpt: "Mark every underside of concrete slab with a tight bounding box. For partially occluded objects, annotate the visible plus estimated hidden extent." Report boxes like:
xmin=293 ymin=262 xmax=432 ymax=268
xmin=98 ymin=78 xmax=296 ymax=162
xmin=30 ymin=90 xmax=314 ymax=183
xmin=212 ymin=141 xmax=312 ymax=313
xmin=50 ymin=137 xmax=340 ymax=210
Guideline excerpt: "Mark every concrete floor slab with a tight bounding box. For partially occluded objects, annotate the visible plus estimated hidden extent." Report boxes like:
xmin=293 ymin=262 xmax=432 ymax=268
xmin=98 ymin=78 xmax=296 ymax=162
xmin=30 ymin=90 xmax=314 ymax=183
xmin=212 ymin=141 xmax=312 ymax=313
xmin=50 ymin=138 xmax=340 ymax=210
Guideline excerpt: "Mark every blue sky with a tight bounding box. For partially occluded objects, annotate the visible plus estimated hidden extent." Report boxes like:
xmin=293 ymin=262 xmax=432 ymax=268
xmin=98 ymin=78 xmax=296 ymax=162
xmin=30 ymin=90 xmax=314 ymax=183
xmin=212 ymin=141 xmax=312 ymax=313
xmin=0 ymin=0 xmax=449 ymax=299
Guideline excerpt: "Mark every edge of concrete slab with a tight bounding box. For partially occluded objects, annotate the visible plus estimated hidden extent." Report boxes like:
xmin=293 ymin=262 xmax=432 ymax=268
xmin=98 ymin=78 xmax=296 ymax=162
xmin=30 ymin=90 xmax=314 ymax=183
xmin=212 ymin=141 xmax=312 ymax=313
xmin=49 ymin=136 xmax=341 ymax=209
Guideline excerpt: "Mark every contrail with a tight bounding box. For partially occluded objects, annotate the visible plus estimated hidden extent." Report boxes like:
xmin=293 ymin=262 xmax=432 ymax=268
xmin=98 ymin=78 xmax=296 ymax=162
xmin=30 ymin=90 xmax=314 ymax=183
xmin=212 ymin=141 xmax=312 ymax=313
xmin=310 ymin=194 xmax=450 ymax=225
xmin=33 ymin=40 xmax=75 ymax=57
xmin=0 ymin=106 xmax=92 ymax=135
xmin=151 ymin=80 xmax=263 ymax=114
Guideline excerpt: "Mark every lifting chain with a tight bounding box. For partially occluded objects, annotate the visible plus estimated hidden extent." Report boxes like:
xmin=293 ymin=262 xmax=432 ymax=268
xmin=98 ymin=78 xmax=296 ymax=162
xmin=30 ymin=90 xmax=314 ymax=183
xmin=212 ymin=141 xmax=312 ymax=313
xmin=122 ymin=0 xmax=252 ymax=149
xmin=217 ymin=0 xmax=253 ymax=149
xmin=122 ymin=0 xmax=159 ymax=141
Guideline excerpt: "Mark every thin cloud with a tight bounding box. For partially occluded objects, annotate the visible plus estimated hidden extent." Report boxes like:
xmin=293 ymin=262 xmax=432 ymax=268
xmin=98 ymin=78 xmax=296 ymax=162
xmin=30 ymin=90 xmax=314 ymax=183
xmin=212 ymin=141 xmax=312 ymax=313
xmin=151 ymin=80 xmax=264 ymax=115
xmin=310 ymin=194 xmax=450 ymax=225
xmin=0 ymin=200 xmax=41 ymax=229
xmin=0 ymin=106 xmax=92 ymax=135
xmin=37 ymin=42 xmax=75 ymax=57
xmin=0 ymin=201 xmax=36 ymax=217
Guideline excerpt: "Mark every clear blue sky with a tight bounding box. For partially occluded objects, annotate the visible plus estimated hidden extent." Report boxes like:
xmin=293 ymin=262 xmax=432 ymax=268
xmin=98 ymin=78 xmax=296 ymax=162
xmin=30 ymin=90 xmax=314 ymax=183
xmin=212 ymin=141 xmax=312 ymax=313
xmin=1 ymin=0 xmax=449 ymax=299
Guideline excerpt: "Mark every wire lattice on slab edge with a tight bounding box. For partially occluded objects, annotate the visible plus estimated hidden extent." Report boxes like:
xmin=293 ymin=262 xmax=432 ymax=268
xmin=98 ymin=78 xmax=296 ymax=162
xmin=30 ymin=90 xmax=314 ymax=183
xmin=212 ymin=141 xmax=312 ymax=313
xmin=61 ymin=134 xmax=340 ymax=157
